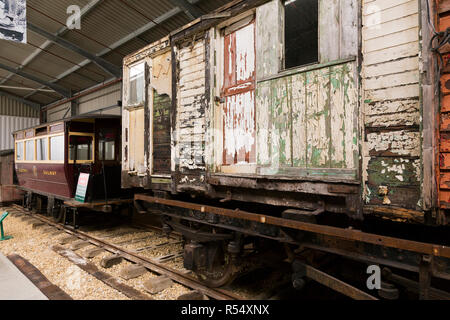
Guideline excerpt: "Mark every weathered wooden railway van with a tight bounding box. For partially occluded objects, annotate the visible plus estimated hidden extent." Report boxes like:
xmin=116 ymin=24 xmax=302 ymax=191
xmin=123 ymin=0 xmax=444 ymax=225
xmin=125 ymin=0 xmax=450 ymax=295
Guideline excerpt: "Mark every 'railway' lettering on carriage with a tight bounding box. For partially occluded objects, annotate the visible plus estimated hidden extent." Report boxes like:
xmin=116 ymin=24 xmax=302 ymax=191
xmin=43 ymin=171 xmax=57 ymax=176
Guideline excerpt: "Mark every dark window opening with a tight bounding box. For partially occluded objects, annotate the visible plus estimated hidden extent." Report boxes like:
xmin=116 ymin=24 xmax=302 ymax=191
xmin=99 ymin=130 xmax=116 ymax=161
xmin=284 ymin=0 xmax=319 ymax=69
xmin=35 ymin=127 xmax=48 ymax=136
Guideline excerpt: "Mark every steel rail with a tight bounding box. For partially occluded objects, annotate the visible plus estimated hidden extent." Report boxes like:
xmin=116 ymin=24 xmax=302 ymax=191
xmin=10 ymin=205 xmax=241 ymax=300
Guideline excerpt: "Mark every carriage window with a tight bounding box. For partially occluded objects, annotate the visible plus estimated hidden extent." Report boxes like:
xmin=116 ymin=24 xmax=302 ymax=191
xmin=25 ymin=140 xmax=35 ymax=161
xmin=69 ymin=136 xmax=93 ymax=162
xmin=37 ymin=138 xmax=48 ymax=161
xmin=50 ymin=135 xmax=65 ymax=161
xmin=16 ymin=142 xmax=24 ymax=161
xmin=284 ymin=0 xmax=318 ymax=69
xmin=128 ymin=62 xmax=145 ymax=106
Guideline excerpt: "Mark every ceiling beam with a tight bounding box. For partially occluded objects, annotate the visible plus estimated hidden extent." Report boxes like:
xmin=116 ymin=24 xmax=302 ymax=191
xmin=28 ymin=23 xmax=122 ymax=78
xmin=0 ymin=90 xmax=41 ymax=110
xmin=0 ymin=62 xmax=71 ymax=98
xmin=24 ymin=0 xmax=202 ymax=101
xmin=169 ymin=0 xmax=204 ymax=19
xmin=0 ymin=0 xmax=105 ymax=87
xmin=0 ymin=85 xmax=54 ymax=92
xmin=24 ymin=6 xmax=183 ymax=100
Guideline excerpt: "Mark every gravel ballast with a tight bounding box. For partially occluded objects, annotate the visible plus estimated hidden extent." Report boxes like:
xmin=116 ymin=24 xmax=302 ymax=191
xmin=0 ymin=208 xmax=129 ymax=300
xmin=0 ymin=207 xmax=197 ymax=300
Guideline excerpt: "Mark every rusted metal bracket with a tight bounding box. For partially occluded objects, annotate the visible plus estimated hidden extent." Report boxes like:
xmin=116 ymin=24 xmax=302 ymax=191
xmin=167 ymin=220 xmax=233 ymax=242
xmin=383 ymin=267 xmax=450 ymax=300
xmin=419 ymin=255 xmax=433 ymax=300
xmin=134 ymin=200 xmax=147 ymax=214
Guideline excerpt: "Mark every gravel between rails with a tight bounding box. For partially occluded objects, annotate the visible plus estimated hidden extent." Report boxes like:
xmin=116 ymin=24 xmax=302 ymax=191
xmin=0 ymin=208 xmax=195 ymax=300
xmin=0 ymin=207 xmax=248 ymax=300
xmin=88 ymin=236 xmax=192 ymax=300
xmin=0 ymin=208 xmax=130 ymax=300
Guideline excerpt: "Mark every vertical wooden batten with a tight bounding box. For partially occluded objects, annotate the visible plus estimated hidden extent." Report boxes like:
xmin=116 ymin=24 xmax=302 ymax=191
xmin=420 ymin=0 xmax=438 ymax=212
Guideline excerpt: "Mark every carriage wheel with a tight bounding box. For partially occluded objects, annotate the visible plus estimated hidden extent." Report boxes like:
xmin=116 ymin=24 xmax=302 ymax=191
xmin=53 ymin=205 xmax=65 ymax=223
xmin=194 ymin=243 xmax=238 ymax=288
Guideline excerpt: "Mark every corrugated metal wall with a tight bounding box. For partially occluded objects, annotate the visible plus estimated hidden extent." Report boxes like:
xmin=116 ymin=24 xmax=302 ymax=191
xmin=0 ymin=95 xmax=40 ymax=151
xmin=78 ymin=82 xmax=122 ymax=115
xmin=46 ymin=102 xmax=72 ymax=123
xmin=0 ymin=96 xmax=39 ymax=118
xmin=0 ymin=116 xmax=39 ymax=151
xmin=45 ymin=82 xmax=122 ymax=122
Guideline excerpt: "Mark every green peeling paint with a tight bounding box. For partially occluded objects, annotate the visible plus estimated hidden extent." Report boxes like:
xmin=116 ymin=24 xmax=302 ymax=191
xmin=257 ymin=61 xmax=358 ymax=177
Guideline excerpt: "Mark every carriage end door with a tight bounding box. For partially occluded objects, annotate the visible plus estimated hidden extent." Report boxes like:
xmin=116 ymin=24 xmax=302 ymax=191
xmin=221 ymin=19 xmax=256 ymax=168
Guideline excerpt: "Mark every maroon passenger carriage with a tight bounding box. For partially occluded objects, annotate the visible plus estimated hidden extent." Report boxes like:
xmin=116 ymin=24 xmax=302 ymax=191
xmin=13 ymin=115 xmax=131 ymax=226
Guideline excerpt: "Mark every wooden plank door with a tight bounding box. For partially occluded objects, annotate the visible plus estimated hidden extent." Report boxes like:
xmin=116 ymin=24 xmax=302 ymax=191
xmin=151 ymin=51 xmax=172 ymax=176
xmin=222 ymin=20 xmax=256 ymax=166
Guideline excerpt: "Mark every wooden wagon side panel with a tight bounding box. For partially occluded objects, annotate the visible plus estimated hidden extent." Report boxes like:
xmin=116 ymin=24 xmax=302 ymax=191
xmin=361 ymin=0 xmax=423 ymax=211
xmin=257 ymin=61 xmax=359 ymax=179
xmin=174 ymin=35 xmax=209 ymax=190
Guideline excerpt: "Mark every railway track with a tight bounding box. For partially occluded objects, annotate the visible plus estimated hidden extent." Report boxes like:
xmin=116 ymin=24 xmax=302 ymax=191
xmin=7 ymin=204 xmax=245 ymax=300
xmin=6 ymin=204 xmax=449 ymax=300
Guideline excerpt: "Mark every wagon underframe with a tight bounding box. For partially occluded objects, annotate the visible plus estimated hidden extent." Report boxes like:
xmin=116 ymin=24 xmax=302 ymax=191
xmin=135 ymin=194 xmax=450 ymax=299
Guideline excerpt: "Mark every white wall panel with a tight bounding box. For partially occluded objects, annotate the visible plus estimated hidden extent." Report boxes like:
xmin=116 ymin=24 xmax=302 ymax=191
xmin=0 ymin=116 xmax=39 ymax=151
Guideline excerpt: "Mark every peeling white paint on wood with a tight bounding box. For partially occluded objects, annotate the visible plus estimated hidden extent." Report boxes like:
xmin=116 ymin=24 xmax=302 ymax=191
xmin=256 ymin=61 xmax=358 ymax=176
xmin=362 ymin=13 xmax=419 ymax=40
xmin=365 ymin=83 xmax=420 ymax=102
xmin=256 ymin=82 xmax=271 ymax=166
xmin=222 ymin=20 xmax=256 ymax=166
xmin=256 ymin=0 xmax=282 ymax=80
xmin=223 ymin=91 xmax=256 ymax=162
xmin=151 ymin=51 xmax=172 ymax=99
xmin=367 ymin=131 xmax=421 ymax=157
xmin=364 ymin=70 xmax=419 ymax=90
xmin=362 ymin=0 xmax=422 ymax=207
xmin=363 ymin=0 xmax=418 ymax=23
xmin=362 ymin=57 xmax=419 ymax=77
xmin=235 ymin=23 xmax=255 ymax=82
xmin=365 ymin=99 xmax=420 ymax=127
xmin=176 ymin=38 xmax=207 ymax=173
xmin=320 ymin=0 xmax=359 ymax=63
xmin=363 ymin=27 xmax=420 ymax=53
xmin=291 ymin=73 xmax=308 ymax=167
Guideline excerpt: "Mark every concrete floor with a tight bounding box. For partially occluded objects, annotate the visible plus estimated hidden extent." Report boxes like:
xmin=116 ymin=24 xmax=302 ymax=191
xmin=0 ymin=253 xmax=48 ymax=300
